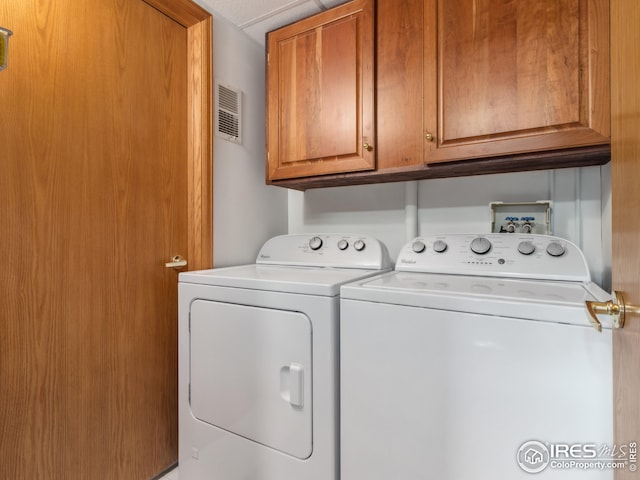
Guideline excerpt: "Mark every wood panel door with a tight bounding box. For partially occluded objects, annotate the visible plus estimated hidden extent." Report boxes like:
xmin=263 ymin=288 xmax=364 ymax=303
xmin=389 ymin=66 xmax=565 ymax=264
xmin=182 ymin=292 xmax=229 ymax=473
xmin=424 ymin=0 xmax=610 ymax=164
xmin=0 ymin=0 xmax=212 ymax=478
xmin=375 ymin=0 xmax=425 ymax=171
xmin=266 ymin=0 xmax=375 ymax=181
xmin=611 ymin=1 xmax=640 ymax=478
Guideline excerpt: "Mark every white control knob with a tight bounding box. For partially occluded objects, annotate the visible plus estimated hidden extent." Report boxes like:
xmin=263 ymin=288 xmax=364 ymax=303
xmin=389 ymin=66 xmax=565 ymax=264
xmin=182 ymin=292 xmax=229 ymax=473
xmin=517 ymin=241 xmax=536 ymax=256
xmin=337 ymin=239 xmax=349 ymax=250
xmin=353 ymin=239 xmax=366 ymax=251
xmin=309 ymin=236 xmax=323 ymax=251
xmin=546 ymin=241 xmax=566 ymax=257
xmin=412 ymin=240 xmax=426 ymax=253
xmin=432 ymin=240 xmax=448 ymax=253
xmin=470 ymin=237 xmax=492 ymax=255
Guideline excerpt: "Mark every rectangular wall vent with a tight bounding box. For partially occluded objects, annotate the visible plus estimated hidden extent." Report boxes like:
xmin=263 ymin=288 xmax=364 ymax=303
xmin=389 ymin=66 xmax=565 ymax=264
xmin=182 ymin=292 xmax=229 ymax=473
xmin=216 ymin=81 xmax=242 ymax=144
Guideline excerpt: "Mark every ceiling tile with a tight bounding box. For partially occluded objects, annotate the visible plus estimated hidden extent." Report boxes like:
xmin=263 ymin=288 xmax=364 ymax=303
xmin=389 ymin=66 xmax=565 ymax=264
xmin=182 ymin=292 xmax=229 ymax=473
xmin=317 ymin=0 xmax=350 ymax=8
xmin=205 ymin=0 xmax=307 ymax=26
xmin=193 ymin=0 xmax=351 ymax=47
xmin=243 ymin=2 xmax=322 ymax=44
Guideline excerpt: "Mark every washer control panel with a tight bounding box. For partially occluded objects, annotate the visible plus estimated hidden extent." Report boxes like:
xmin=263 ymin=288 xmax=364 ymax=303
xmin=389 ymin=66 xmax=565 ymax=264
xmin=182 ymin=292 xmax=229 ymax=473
xmin=398 ymin=234 xmax=590 ymax=281
xmin=256 ymin=234 xmax=392 ymax=270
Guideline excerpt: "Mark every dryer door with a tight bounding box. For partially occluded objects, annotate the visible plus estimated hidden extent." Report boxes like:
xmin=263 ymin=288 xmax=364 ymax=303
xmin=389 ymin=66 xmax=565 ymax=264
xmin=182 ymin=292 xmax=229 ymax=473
xmin=189 ymin=300 xmax=312 ymax=459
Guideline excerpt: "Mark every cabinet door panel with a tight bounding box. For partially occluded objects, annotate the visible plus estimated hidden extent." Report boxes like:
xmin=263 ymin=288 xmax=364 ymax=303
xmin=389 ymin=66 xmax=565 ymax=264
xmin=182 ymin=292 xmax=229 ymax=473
xmin=278 ymin=18 xmax=358 ymax=164
xmin=267 ymin=0 xmax=375 ymax=181
xmin=424 ymin=0 xmax=609 ymax=163
xmin=375 ymin=0 xmax=425 ymax=169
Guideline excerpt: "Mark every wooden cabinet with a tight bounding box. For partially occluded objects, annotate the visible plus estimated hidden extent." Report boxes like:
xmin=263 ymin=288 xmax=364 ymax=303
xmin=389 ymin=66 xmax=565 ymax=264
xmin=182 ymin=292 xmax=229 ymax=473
xmin=266 ymin=0 xmax=375 ymax=181
xmin=374 ymin=0 xmax=425 ymax=171
xmin=267 ymin=0 xmax=610 ymax=190
xmin=423 ymin=0 xmax=610 ymax=163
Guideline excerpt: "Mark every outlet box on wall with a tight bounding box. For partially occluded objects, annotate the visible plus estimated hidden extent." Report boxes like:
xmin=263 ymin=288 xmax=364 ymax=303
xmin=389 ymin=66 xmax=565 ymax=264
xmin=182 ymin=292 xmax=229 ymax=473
xmin=490 ymin=201 xmax=552 ymax=235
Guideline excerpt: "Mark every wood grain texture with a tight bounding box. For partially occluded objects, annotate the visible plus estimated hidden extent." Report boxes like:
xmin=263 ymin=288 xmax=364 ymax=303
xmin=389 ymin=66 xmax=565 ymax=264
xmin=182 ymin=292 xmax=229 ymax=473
xmin=424 ymin=0 xmax=609 ymax=163
xmin=146 ymin=0 xmax=213 ymax=272
xmin=375 ymin=0 xmax=425 ymax=169
xmin=0 ymin=0 xmax=211 ymax=478
xmin=266 ymin=0 xmax=375 ymax=180
xmin=270 ymin=145 xmax=610 ymax=190
xmin=267 ymin=0 xmax=610 ymax=189
xmin=611 ymin=0 xmax=640 ymax=477
xmin=143 ymin=0 xmax=211 ymax=27
xmin=184 ymin=18 xmax=213 ymax=271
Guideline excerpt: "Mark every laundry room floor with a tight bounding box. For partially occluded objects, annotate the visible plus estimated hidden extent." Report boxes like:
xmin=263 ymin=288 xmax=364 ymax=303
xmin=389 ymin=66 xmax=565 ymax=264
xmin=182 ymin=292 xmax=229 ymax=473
xmin=158 ymin=467 xmax=179 ymax=480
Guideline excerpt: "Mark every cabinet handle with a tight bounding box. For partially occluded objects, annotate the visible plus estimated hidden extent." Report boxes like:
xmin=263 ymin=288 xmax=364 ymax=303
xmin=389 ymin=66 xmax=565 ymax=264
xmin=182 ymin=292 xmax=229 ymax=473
xmin=363 ymin=143 xmax=373 ymax=151
xmin=425 ymin=132 xmax=434 ymax=142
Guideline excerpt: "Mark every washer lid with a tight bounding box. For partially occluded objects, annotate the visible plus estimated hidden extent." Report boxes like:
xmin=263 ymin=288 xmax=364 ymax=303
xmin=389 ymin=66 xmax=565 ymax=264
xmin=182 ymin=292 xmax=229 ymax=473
xmin=341 ymin=272 xmax=613 ymax=328
xmin=180 ymin=264 xmax=390 ymax=296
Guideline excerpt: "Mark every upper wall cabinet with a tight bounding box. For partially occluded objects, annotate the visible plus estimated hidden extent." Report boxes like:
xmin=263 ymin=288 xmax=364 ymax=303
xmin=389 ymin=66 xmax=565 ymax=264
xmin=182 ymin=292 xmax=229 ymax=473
xmin=266 ymin=0 xmax=375 ymax=181
xmin=266 ymin=0 xmax=610 ymax=189
xmin=423 ymin=0 xmax=610 ymax=163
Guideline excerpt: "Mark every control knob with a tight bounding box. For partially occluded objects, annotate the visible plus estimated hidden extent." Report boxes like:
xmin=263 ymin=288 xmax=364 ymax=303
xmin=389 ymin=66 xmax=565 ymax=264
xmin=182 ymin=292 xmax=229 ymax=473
xmin=309 ymin=236 xmax=323 ymax=251
xmin=412 ymin=240 xmax=426 ymax=253
xmin=546 ymin=241 xmax=566 ymax=257
xmin=432 ymin=240 xmax=448 ymax=253
xmin=470 ymin=237 xmax=492 ymax=255
xmin=337 ymin=239 xmax=349 ymax=251
xmin=517 ymin=241 xmax=536 ymax=256
xmin=353 ymin=239 xmax=366 ymax=252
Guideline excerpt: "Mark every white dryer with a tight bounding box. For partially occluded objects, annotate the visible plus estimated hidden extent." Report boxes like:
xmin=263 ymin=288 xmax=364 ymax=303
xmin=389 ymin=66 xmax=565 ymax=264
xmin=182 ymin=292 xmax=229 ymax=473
xmin=178 ymin=233 xmax=391 ymax=480
xmin=340 ymin=234 xmax=613 ymax=480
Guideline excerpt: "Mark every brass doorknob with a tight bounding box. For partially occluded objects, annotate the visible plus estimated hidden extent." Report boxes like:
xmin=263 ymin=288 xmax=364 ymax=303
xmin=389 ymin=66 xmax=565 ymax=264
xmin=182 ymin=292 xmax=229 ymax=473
xmin=363 ymin=143 xmax=373 ymax=151
xmin=165 ymin=255 xmax=187 ymax=269
xmin=425 ymin=132 xmax=434 ymax=142
xmin=584 ymin=291 xmax=640 ymax=332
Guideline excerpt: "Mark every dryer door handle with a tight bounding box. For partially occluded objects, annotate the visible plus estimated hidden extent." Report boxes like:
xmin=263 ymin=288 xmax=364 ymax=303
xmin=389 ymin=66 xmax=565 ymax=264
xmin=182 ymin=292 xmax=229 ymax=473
xmin=280 ymin=363 xmax=304 ymax=408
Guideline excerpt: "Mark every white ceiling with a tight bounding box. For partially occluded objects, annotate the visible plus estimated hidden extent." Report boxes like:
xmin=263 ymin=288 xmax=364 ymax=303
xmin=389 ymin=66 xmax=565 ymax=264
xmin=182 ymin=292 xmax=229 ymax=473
xmin=193 ymin=0 xmax=350 ymax=46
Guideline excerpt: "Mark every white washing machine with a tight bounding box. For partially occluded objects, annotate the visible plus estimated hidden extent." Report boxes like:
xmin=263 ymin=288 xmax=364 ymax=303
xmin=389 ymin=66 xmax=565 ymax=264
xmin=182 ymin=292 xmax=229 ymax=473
xmin=340 ymin=234 xmax=613 ymax=480
xmin=178 ymin=233 xmax=391 ymax=480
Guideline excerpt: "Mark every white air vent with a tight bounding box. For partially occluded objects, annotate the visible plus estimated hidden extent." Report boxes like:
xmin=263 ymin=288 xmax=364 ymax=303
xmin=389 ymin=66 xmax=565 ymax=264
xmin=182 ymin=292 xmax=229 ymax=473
xmin=215 ymin=81 xmax=242 ymax=144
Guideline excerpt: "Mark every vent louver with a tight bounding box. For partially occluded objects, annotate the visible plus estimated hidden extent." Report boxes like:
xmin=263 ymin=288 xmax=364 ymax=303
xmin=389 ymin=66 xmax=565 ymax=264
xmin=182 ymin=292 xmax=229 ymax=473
xmin=216 ymin=82 xmax=242 ymax=144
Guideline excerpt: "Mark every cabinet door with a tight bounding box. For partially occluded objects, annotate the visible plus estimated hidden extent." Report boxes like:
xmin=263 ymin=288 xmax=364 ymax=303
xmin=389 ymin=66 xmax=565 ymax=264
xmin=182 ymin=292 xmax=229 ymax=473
xmin=375 ymin=0 xmax=425 ymax=170
xmin=424 ymin=0 xmax=610 ymax=163
xmin=266 ymin=0 xmax=375 ymax=181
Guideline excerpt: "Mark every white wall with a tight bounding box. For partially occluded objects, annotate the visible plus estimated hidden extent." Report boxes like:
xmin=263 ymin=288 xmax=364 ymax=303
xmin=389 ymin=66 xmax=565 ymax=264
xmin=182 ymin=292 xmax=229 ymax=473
xmin=201 ymin=5 xmax=612 ymax=286
xmin=210 ymin=16 xmax=288 ymax=267
xmin=289 ymin=164 xmax=612 ymax=290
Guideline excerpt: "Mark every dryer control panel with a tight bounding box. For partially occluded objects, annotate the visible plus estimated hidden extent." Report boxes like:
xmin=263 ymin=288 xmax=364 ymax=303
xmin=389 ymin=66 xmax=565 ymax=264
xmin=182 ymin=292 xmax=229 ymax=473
xmin=256 ymin=234 xmax=392 ymax=270
xmin=396 ymin=234 xmax=590 ymax=282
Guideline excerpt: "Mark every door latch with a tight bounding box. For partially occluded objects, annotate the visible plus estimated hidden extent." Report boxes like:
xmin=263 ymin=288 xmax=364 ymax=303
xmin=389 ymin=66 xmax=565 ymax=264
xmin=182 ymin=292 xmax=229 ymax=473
xmin=585 ymin=291 xmax=640 ymax=332
xmin=165 ymin=255 xmax=187 ymax=270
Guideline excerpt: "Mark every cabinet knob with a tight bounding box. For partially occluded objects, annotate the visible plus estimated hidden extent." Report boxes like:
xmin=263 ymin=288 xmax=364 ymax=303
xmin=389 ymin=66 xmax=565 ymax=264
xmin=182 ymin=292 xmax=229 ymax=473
xmin=363 ymin=143 xmax=373 ymax=151
xmin=425 ymin=132 xmax=434 ymax=142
